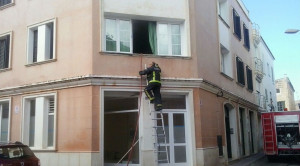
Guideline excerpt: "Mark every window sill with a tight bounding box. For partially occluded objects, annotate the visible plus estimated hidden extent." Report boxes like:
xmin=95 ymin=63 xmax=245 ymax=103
xmin=221 ymin=72 xmax=234 ymax=81
xmin=236 ymin=82 xmax=245 ymax=87
xmin=25 ymin=59 xmax=57 ymax=67
xmin=100 ymin=51 xmax=191 ymax=59
xmin=243 ymin=45 xmax=250 ymax=51
xmin=31 ymin=148 xmax=56 ymax=152
xmin=233 ymin=33 xmax=241 ymax=41
xmin=218 ymin=15 xmax=230 ymax=28
xmin=247 ymin=88 xmax=253 ymax=93
xmin=0 ymin=68 xmax=12 ymax=73
xmin=0 ymin=3 xmax=15 ymax=10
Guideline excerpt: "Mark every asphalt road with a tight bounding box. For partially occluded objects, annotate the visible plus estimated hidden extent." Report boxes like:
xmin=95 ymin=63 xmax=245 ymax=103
xmin=249 ymin=156 xmax=300 ymax=166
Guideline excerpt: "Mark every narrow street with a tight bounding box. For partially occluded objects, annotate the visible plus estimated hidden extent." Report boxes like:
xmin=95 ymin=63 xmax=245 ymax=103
xmin=249 ymin=156 xmax=300 ymax=166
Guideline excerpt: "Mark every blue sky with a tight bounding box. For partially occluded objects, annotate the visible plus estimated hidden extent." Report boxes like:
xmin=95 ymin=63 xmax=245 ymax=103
xmin=242 ymin=0 xmax=300 ymax=100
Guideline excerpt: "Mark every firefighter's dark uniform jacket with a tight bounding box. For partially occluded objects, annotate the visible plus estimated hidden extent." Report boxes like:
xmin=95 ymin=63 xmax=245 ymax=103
xmin=139 ymin=64 xmax=162 ymax=111
xmin=139 ymin=64 xmax=161 ymax=84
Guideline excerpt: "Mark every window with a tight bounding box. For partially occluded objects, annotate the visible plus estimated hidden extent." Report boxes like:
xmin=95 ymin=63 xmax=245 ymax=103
xmin=220 ymin=44 xmax=232 ymax=77
xmin=27 ymin=19 xmax=55 ymax=64
xmin=0 ymin=0 xmax=12 ymax=8
xmin=232 ymin=9 xmax=241 ymax=40
xmin=277 ymin=101 xmax=285 ymax=111
xmin=157 ymin=23 xmax=181 ymax=55
xmin=276 ymin=89 xmax=280 ymax=93
xmin=243 ymin=24 xmax=250 ymax=50
xmin=265 ymin=89 xmax=268 ymax=101
xmin=22 ymin=94 xmax=56 ymax=149
xmin=0 ymin=100 xmax=10 ymax=142
xmin=0 ymin=32 xmax=11 ymax=70
xmin=236 ymin=57 xmax=245 ymax=85
xmin=218 ymin=0 xmax=229 ymax=23
xmin=105 ymin=19 xmax=131 ymax=53
xmin=246 ymin=66 xmax=253 ymax=91
xmin=267 ymin=63 xmax=270 ymax=76
xmin=271 ymin=67 xmax=274 ymax=82
xmin=104 ymin=19 xmax=182 ymax=56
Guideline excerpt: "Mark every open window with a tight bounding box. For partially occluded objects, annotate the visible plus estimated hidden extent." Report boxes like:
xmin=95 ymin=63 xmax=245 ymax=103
xmin=104 ymin=19 xmax=182 ymax=56
xmin=22 ymin=94 xmax=56 ymax=149
xmin=27 ymin=19 xmax=56 ymax=64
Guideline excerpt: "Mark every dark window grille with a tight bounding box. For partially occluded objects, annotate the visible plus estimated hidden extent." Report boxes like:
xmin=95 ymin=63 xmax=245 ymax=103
xmin=246 ymin=66 xmax=253 ymax=91
xmin=236 ymin=57 xmax=245 ymax=85
xmin=233 ymin=9 xmax=241 ymax=40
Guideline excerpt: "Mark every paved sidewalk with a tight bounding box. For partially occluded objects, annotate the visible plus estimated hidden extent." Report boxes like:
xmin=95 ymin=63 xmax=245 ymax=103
xmin=229 ymin=152 xmax=265 ymax=166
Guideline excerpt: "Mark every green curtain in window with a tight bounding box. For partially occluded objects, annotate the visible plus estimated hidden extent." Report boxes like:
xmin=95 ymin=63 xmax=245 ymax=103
xmin=148 ymin=22 xmax=157 ymax=55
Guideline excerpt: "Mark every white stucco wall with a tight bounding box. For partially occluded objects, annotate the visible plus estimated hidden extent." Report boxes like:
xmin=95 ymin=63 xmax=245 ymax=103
xmin=103 ymin=0 xmax=187 ymax=20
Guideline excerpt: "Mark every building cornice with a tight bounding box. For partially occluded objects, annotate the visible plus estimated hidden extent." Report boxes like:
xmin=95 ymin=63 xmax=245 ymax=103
xmin=0 ymin=75 xmax=259 ymax=109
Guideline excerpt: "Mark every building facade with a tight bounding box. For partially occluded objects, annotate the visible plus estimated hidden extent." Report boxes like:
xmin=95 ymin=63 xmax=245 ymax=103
xmin=276 ymin=77 xmax=296 ymax=111
xmin=251 ymin=33 xmax=277 ymax=112
xmin=1 ymin=0 xmax=262 ymax=165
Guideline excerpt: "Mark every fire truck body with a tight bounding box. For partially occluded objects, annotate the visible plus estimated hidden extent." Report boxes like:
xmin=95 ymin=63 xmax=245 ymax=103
xmin=261 ymin=111 xmax=300 ymax=160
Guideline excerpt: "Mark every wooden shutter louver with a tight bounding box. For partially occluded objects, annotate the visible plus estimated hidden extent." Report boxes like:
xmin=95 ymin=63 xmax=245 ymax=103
xmin=49 ymin=98 xmax=54 ymax=114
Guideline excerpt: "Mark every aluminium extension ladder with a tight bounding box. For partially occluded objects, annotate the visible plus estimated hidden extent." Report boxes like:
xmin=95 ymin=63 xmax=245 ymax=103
xmin=149 ymin=102 xmax=169 ymax=165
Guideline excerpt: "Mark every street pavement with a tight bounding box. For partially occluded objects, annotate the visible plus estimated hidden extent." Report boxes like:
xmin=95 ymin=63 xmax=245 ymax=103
xmin=249 ymin=156 xmax=300 ymax=166
xmin=229 ymin=152 xmax=300 ymax=166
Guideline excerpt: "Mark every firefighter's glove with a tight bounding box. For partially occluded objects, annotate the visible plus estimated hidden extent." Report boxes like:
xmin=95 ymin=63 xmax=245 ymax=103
xmin=139 ymin=71 xmax=143 ymax=75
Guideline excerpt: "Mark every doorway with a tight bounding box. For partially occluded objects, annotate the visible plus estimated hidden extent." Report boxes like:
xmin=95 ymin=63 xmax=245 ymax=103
xmin=158 ymin=94 xmax=189 ymax=166
xmin=103 ymin=91 xmax=140 ymax=166
xmin=225 ymin=105 xmax=232 ymax=159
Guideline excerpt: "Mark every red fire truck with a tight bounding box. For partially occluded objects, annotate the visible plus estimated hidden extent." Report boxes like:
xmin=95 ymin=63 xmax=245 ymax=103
xmin=261 ymin=111 xmax=300 ymax=161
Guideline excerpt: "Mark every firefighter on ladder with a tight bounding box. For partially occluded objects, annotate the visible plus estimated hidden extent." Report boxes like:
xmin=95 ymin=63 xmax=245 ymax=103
xmin=139 ymin=62 xmax=162 ymax=111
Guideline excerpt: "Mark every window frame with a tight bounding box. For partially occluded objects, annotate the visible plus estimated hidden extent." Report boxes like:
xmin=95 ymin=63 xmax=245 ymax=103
xmin=246 ymin=65 xmax=253 ymax=91
xmin=232 ymin=8 xmax=241 ymax=40
xmin=21 ymin=93 xmax=57 ymax=150
xmin=243 ymin=23 xmax=250 ymax=50
xmin=104 ymin=18 xmax=132 ymax=54
xmin=218 ymin=0 xmax=228 ymax=19
xmin=26 ymin=18 xmax=56 ymax=65
xmin=103 ymin=18 xmax=185 ymax=57
xmin=0 ymin=0 xmax=14 ymax=10
xmin=236 ymin=56 xmax=245 ymax=86
xmin=0 ymin=31 xmax=12 ymax=71
xmin=157 ymin=22 xmax=183 ymax=56
xmin=0 ymin=98 xmax=11 ymax=142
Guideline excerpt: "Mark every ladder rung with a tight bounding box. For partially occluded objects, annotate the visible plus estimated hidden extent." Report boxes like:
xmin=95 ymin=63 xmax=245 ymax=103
xmin=151 ymin=111 xmax=163 ymax=113
xmin=155 ymin=150 xmax=167 ymax=153
xmin=153 ymin=134 xmax=165 ymax=137
xmin=152 ymin=118 xmax=163 ymax=120
xmin=153 ymin=126 xmax=163 ymax=128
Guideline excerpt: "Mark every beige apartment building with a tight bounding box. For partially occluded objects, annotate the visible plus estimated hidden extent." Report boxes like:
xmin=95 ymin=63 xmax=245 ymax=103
xmin=0 ymin=0 xmax=260 ymax=165
xmin=276 ymin=77 xmax=296 ymax=111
